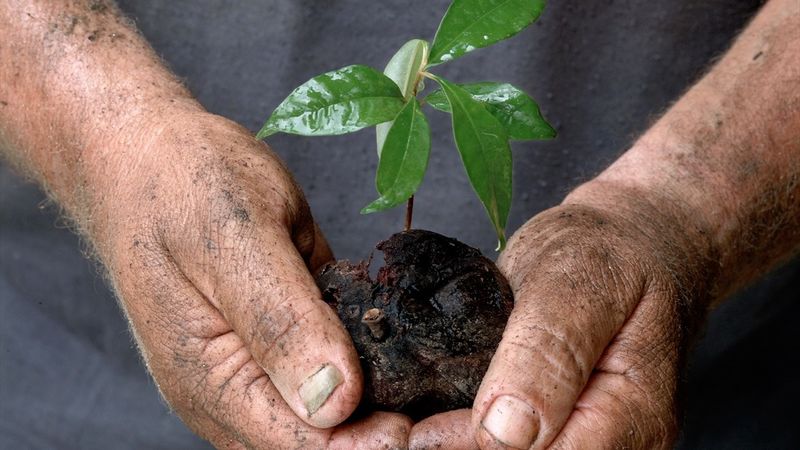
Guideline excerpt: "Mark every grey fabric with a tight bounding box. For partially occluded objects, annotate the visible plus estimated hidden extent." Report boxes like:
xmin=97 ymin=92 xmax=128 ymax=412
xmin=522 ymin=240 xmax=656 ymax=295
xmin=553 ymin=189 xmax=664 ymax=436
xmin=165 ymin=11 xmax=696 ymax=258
xmin=0 ymin=166 xmax=209 ymax=449
xmin=1 ymin=0 xmax=797 ymax=448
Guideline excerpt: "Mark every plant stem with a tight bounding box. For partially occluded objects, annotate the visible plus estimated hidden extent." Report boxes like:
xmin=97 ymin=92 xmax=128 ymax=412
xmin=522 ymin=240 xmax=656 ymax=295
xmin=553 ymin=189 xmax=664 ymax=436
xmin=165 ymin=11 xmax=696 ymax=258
xmin=405 ymin=196 xmax=414 ymax=231
xmin=361 ymin=308 xmax=387 ymax=340
xmin=401 ymin=64 xmax=427 ymax=233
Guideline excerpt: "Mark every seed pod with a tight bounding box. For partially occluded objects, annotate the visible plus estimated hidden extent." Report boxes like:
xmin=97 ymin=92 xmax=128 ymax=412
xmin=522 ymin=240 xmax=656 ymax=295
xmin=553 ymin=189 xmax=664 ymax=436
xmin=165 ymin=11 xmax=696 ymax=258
xmin=315 ymin=230 xmax=513 ymax=420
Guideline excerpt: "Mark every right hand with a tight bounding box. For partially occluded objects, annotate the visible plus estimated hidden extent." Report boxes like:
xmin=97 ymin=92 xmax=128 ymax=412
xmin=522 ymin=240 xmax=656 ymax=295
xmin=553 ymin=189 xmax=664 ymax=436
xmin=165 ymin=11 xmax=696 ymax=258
xmin=409 ymin=183 xmax=716 ymax=450
xmin=88 ymin=111 xmax=412 ymax=448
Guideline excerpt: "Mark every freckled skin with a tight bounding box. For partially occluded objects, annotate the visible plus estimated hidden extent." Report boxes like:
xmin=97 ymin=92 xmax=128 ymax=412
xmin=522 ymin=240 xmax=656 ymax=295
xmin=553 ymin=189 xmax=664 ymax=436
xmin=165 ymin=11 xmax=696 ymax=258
xmin=0 ymin=1 xmax=413 ymax=448
xmin=416 ymin=2 xmax=800 ymax=449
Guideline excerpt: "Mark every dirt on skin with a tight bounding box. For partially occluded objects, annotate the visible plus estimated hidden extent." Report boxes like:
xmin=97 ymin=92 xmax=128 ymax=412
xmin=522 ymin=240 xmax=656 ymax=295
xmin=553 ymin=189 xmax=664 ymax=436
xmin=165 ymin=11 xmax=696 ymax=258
xmin=315 ymin=230 xmax=513 ymax=420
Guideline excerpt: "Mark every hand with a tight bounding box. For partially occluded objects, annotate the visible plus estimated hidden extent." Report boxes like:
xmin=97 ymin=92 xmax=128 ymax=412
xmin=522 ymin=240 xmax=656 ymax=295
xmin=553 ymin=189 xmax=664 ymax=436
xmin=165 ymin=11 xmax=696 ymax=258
xmin=91 ymin=111 xmax=412 ymax=448
xmin=411 ymin=184 xmax=714 ymax=449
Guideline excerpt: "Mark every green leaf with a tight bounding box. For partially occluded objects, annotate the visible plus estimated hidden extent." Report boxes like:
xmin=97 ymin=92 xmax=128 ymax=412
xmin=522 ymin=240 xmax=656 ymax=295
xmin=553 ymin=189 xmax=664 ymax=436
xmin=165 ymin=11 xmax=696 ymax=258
xmin=362 ymin=98 xmax=431 ymax=214
xmin=257 ymin=65 xmax=405 ymax=138
xmin=428 ymin=0 xmax=546 ymax=67
xmin=430 ymin=75 xmax=511 ymax=250
xmin=383 ymin=39 xmax=429 ymax=100
xmin=425 ymin=82 xmax=556 ymax=140
xmin=376 ymin=39 xmax=429 ymax=157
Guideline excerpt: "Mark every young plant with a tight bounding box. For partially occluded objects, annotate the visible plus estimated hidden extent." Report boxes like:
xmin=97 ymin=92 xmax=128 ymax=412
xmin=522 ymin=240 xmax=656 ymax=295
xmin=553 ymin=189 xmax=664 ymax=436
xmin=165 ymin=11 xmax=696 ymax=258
xmin=258 ymin=0 xmax=555 ymax=250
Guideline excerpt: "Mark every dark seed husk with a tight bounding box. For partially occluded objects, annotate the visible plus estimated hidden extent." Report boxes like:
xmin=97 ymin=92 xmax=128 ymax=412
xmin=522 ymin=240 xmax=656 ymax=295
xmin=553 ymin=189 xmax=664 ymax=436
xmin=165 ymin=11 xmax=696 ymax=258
xmin=315 ymin=230 xmax=513 ymax=420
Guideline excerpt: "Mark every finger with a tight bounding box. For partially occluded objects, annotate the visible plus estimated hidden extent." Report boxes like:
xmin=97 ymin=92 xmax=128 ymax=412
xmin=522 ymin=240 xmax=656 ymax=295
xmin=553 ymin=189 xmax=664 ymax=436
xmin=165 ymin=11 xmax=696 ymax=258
xmin=307 ymin=221 xmax=335 ymax=272
xmin=180 ymin=333 xmax=411 ymax=449
xmin=547 ymin=285 xmax=681 ymax=450
xmin=167 ymin=213 xmax=362 ymax=429
xmin=290 ymin=202 xmax=334 ymax=272
xmin=150 ymin=123 xmax=361 ymax=427
xmin=409 ymin=409 xmax=479 ymax=450
xmin=171 ymin=329 xmax=406 ymax=449
xmin=473 ymin=217 xmax=647 ymax=450
xmin=114 ymin=241 xmax=407 ymax=449
xmin=329 ymin=412 xmax=414 ymax=450
xmin=183 ymin=412 xmax=246 ymax=450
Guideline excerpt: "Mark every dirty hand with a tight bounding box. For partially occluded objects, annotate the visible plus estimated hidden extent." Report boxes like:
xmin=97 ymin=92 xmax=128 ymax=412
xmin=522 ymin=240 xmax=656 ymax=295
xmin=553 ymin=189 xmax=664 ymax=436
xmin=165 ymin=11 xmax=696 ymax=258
xmin=410 ymin=183 xmax=713 ymax=450
xmin=473 ymin=184 xmax=714 ymax=449
xmin=410 ymin=0 xmax=800 ymax=445
xmin=459 ymin=4 xmax=800 ymax=447
xmin=95 ymin=112 xmax=412 ymax=448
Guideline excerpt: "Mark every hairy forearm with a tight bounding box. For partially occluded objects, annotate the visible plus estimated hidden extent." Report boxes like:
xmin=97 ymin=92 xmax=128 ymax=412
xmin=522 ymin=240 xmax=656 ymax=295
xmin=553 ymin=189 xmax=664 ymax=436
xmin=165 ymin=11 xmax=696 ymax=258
xmin=569 ymin=0 xmax=800 ymax=302
xmin=0 ymin=0 xmax=201 ymax=234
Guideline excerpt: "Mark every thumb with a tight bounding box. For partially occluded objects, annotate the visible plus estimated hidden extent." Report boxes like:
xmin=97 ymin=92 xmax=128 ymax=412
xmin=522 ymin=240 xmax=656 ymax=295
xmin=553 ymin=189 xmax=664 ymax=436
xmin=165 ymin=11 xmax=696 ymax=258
xmin=472 ymin=211 xmax=647 ymax=449
xmin=168 ymin=217 xmax=362 ymax=429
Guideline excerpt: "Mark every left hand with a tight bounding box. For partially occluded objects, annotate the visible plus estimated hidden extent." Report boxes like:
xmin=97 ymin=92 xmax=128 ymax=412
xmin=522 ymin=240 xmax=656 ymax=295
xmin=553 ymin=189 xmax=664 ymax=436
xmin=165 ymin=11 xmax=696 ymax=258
xmin=88 ymin=111 xmax=414 ymax=448
xmin=410 ymin=184 xmax=714 ymax=449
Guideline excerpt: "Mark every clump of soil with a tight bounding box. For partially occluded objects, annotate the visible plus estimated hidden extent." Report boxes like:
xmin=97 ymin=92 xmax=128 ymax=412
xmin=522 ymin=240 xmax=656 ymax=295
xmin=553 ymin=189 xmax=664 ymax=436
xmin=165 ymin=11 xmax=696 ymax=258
xmin=315 ymin=230 xmax=513 ymax=419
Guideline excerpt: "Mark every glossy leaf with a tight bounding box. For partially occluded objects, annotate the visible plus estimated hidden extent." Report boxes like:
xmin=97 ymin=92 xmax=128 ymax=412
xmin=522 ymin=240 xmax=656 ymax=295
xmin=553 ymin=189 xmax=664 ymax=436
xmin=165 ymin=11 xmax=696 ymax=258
xmin=376 ymin=39 xmax=429 ymax=157
xmin=428 ymin=0 xmax=546 ymax=67
xmin=431 ymin=75 xmax=511 ymax=249
xmin=425 ymin=82 xmax=556 ymax=140
xmin=362 ymin=98 xmax=431 ymax=214
xmin=257 ymin=65 xmax=404 ymax=138
xmin=384 ymin=39 xmax=429 ymax=100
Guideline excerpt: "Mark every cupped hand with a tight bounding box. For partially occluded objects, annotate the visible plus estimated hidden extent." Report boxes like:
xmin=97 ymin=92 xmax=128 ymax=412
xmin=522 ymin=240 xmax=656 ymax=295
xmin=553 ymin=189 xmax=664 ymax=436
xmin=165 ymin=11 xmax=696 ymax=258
xmin=92 ymin=112 xmax=412 ymax=449
xmin=411 ymin=183 xmax=715 ymax=450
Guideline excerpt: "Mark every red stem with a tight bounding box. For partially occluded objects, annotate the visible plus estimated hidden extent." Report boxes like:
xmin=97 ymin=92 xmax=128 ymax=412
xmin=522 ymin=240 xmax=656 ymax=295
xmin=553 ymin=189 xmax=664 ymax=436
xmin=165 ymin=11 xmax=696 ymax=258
xmin=404 ymin=196 xmax=414 ymax=231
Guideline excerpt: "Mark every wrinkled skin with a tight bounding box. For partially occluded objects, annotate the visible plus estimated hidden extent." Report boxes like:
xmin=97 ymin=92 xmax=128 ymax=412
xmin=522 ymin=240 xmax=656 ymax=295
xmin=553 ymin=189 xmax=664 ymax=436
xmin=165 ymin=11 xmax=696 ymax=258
xmin=409 ymin=2 xmax=800 ymax=448
xmin=481 ymin=194 xmax=710 ymax=449
xmin=94 ymin=113 xmax=416 ymax=448
xmin=316 ymin=230 xmax=513 ymax=419
xmin=1 ymin=2 xmax=418 ymax=447
xmin=406 ymin=187 xmax=716 ymax=450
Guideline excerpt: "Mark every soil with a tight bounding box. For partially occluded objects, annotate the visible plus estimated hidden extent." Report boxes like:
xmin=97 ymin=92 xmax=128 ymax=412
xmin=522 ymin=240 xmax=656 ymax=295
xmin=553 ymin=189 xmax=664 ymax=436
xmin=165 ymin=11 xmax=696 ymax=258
xmin=315 ymin=229 xmax=513 ymax=420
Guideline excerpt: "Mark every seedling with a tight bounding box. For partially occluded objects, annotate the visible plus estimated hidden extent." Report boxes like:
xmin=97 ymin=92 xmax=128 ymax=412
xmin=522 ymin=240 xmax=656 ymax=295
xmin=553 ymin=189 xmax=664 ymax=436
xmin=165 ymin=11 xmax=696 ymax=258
xmin=258 ymin=0 xmax=555 ymax=250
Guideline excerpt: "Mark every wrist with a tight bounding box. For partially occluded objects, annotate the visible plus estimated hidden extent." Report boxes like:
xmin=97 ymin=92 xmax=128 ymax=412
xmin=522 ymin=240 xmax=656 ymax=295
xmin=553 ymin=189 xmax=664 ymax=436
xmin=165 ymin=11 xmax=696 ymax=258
xmin=567 ymin=110 xmax=800 ymax=304
xmin=0 ymin=0 xmax=205 ymax=235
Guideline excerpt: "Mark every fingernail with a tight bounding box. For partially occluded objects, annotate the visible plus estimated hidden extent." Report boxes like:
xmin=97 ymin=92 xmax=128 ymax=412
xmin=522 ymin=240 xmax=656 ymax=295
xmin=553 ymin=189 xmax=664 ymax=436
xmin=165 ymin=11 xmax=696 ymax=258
xmin=481 ymin=395 xmax=539 ymax=449
xmin=298 ymin=364 xmax=343 ymax=416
